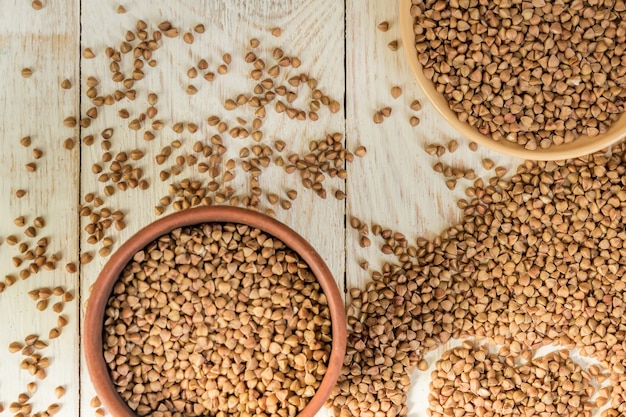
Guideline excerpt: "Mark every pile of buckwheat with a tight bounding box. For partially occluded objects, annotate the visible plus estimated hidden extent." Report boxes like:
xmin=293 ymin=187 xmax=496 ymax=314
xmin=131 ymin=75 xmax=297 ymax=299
xmin=428 ymin=343 xmax=595 ymax=417
xmin=103 ymin=223 xmax=331 ymax=417
xmin=410 ymin=0 xmax=626 ymax=149
xmin=329 ymin=143 xmax=626 ymax=417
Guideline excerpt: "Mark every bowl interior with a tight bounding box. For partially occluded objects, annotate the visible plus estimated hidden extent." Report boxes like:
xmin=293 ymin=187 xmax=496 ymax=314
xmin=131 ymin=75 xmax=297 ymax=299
xmin=84 ymin=206 xmax=347 ymax=417
xmin=399 ymin=0 xmax=626 ymax=161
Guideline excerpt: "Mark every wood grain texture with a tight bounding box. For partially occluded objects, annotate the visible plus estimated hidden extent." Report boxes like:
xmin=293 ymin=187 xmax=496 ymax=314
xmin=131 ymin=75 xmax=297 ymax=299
xmin=346 ymin=1 xmax=524 ymax=416
xmin=346 ymin=0 xmax=464 ymax=288
xmin=0 ymin=1 xmax=534 ymax=416
xmin=0 ymin=0 xmax=80 ymax=415
xmin=345 ymin=0 xmax=522 ymax=294
xmin=79 ymin=1 xmax=345 ymax=415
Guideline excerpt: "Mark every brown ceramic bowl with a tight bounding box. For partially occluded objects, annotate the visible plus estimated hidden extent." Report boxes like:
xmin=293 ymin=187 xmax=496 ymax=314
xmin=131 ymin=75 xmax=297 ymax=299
xmin=84 ymin=206 xmax=347 ymax=417
xmin=399 ymin=0 xmax=626 ymax=161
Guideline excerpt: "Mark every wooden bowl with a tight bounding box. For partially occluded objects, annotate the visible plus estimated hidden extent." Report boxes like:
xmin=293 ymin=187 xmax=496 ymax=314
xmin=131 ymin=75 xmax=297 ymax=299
xmin=399 ymin=0 xmax=626 ymax=161
xmin=84 ymin=206 xmax=347 ymax=417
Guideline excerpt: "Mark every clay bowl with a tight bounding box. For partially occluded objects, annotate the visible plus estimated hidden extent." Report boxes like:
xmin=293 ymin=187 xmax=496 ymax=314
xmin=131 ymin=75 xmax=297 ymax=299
xmin=84 ymin=206 xmax=347 ymax=417
xmin=399 ymin=0 xmax=626 ymax=161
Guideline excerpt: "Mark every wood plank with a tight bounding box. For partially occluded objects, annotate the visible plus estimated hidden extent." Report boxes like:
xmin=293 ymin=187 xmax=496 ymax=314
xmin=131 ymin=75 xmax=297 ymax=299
xmin=345 ymin=1 xmax=521 ymax=416
xmin=0 ymin=0 xmax=80 ymax=415
xmin=79 ymin=1 xmax=345 ymax=415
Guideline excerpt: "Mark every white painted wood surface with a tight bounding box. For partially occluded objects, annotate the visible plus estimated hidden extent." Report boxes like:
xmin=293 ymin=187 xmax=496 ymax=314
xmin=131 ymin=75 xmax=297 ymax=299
xmin=2 ymin=0 xmax=585 ymax=416
xmin=0 ymin=0 xmax=80 ymax=415
xmin=345 ymin=1 xmax=521 ymax=416
xmin=78 ymin=1 xmax=344 ymax=416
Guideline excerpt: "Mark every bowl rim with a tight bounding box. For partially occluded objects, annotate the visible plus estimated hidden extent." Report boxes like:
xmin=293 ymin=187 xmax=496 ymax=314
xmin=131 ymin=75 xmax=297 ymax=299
xmin=84 ymin=205 xmax=347 ymax=417
xmin=399 ymin=0 xmax=626 ymax=161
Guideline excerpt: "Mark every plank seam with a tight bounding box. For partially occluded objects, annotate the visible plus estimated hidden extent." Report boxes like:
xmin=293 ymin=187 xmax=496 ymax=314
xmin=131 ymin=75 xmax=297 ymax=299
xmin=77 ymin=0 xmax=83 ymax=415
xmin=343 ymin=0 xmax=348 ymax=301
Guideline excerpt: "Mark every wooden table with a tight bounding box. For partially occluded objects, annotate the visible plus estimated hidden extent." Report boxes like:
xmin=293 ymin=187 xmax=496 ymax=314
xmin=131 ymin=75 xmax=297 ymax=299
xmin=0 ymin=1 xmax=521 ymax=416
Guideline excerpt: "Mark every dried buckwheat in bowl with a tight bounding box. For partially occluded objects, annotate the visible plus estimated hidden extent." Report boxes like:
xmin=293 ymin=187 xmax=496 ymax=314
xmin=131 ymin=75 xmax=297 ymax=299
xmin=400 ymin=0 xmax=626 ymax=160
xmin=84 ymin=206 xmax=347 ymax=417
